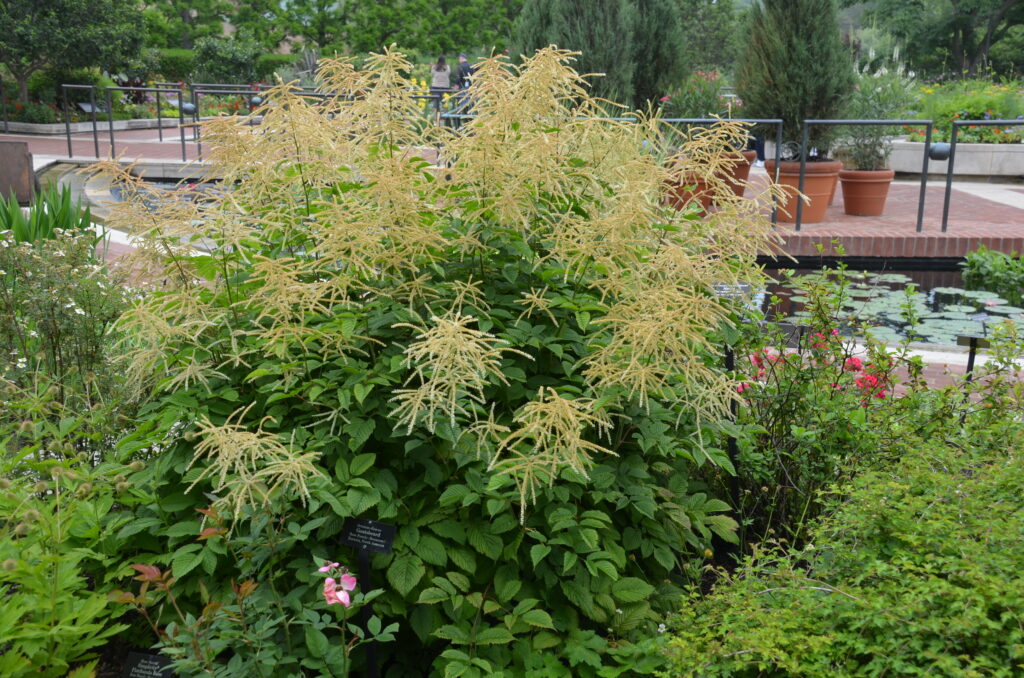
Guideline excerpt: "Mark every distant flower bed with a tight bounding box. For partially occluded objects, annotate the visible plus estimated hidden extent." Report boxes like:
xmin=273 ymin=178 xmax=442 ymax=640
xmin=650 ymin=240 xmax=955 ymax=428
xmin=902 ymin=79 xmax=1024 ymax=143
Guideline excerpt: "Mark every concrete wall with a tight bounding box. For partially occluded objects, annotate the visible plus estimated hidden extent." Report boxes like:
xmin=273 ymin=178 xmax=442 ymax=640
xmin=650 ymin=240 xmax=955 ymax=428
xmin=891 ymin=141 xmax=1024 ymax=178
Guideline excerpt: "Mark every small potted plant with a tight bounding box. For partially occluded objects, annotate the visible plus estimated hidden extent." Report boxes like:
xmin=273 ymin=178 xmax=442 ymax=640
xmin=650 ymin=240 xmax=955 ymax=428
xmin=836 ymin=57 xmax=916 ymax=216
xmin=735 ymin=0 xmax=853 ymax=224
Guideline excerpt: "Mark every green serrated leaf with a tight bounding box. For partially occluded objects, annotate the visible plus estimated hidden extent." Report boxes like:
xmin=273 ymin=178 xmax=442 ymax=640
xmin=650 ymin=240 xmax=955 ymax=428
xmin=386 ymin=554 xmax=425 ymax=597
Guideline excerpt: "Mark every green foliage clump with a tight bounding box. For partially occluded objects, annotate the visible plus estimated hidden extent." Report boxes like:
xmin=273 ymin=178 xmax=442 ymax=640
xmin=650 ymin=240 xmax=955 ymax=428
xmin=837 ymin=58 xmax=917 ymax=170
xmin=7 ymin=101 xmax=57 ymax=124
xmin=962 ymin=244 xmax=1024 ymax=306
xmin=0 ymin=211 xmax=142 ymax=676
xmin=735 ymin=0 xmax=854 ymax=153
xmin=101 ymin=48 xmax=777 ymax=676
xmin=155 ymin=49 xmax=198 ymax=81
xmin=255 ymin=53 xmax=300 ymax=81
xmin=664 ymin=397 xmax=1024 ymax=674
xmin=0 ymin=186 xmax=94 ymax=244
xmin=905 ymin=79 xmax=1024 ymax=143
xmin=192 ymin=36 xmax=262 ymax=84
xmin=660 ymin=70 xmax=730 ymax=119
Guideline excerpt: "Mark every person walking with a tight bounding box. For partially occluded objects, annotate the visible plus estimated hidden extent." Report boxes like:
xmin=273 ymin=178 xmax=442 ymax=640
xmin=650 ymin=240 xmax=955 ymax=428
xmin=430 ymin=55 xmax=451 ymax=113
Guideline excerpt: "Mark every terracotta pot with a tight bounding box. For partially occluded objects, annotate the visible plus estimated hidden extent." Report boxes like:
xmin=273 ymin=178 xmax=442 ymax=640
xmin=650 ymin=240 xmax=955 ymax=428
xmin=664 ymin=172 xmax=713 ymax=213
xmin=838 ymin=168 xmax=895 ymax=216
xmin=765 ymin=159 xmax=843 ymax=223
xmin=720 ymin=149 xmax=758 ymax=199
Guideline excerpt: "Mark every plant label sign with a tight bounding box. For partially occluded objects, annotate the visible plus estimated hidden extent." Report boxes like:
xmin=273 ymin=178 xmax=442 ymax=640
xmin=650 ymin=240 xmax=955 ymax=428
xmin=122 ymin=652 xmax=174 ymax=678
xmin=339 ymin=518 xmax=396 ymax=554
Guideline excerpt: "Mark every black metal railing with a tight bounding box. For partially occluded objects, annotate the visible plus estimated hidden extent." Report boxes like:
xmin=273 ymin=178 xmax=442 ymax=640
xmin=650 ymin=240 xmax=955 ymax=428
xmin=942 ymin=119 xmax=1024 ymax=232
xmin=797 ymin=119 xmax=934 ymax=232
xmin=1 ymin=82 xmax=8 ymax=134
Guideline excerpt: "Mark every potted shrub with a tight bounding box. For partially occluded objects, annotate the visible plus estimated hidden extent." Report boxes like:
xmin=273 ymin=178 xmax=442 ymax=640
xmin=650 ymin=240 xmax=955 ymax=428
xmin=735 ymin=0 xmax=853 ymax=223
xmin=661 ymin=71 xmax=757 ymax=205
xmin=836 ymin=57 xmax=916 ymax=216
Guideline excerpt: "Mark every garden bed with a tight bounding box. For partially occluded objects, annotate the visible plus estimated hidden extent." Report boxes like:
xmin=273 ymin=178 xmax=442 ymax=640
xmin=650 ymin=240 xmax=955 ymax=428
xmin=890 ymin=140 xmax=1024 ymax=178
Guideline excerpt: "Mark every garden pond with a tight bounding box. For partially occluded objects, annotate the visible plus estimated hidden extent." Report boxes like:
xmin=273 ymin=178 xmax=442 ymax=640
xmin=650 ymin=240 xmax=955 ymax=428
xmin=768 ymin=268 xmax=1024 ymax=346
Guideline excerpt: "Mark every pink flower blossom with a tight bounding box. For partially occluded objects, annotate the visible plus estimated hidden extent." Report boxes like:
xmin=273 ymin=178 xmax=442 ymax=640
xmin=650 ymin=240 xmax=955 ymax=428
xmin=737 ymin=382 xmax=751 ymax=394
xmin=323 ymin=573 xmax=358 ymax=607
xmin=317 ymin=561 xmax=340 ymax=573
xmin=844 ymin=357 xmax=863 ymax=372
xmin=985 ymin=299 xmax=998 ymax=307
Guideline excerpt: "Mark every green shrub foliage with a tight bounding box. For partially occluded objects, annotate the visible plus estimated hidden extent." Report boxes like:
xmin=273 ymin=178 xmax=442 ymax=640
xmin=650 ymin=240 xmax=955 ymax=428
xmin=0 ymin=223 xmax=141 ymax=676
xmin=664 ymin=331 xmax=1024 ymax=675
xmin=962 ymin=244 xmax=1024 ymax=306
xmin=103 ymin=49 xmax=777 ymax=676
xmin=735 ymin=0 xmax=853 ymax=153
xmin=155 ymin=49 xmax=197 ymax=81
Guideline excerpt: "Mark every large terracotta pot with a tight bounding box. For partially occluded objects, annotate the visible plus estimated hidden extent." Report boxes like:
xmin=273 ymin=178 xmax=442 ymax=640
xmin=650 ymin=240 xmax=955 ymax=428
xmin=720 ymin=149 xmax=758 ymax=200
xmin=838 ymin=168 xmax=896 ymax=216
xmin=765 ymin=159 xmax=843 ymax=224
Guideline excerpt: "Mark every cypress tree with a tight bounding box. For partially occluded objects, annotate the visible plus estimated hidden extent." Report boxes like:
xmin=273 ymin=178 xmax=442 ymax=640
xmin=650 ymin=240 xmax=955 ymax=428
xmin=735 ymin=0 xmax=853 ymax=155
xmin=513 ymin=0 xmax=687 ymax=110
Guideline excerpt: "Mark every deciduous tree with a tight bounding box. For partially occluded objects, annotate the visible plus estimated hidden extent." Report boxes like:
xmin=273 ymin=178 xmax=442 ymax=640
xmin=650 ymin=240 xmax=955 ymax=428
xmin=0 ymin=0 xmax=144 ymax=103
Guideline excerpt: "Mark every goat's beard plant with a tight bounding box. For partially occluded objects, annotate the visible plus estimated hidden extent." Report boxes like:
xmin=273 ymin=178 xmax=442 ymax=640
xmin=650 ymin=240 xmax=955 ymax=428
xmin=104 ymin=48 xmax=782 ymax=676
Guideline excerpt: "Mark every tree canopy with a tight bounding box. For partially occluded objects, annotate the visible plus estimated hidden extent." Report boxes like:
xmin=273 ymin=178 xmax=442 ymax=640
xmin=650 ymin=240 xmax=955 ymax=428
xmin=846 ymin=0 xmax=1024 ymax=76
xmin=0 ymin=0 xmax=144 ymax=102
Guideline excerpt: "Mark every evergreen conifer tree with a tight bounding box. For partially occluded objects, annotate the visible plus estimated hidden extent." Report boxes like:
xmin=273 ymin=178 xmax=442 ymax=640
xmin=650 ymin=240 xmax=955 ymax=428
xmin=735 ymin=0 xmax=853 ymax=154
xmin=513 ymin=0 xmax=687 ymax=109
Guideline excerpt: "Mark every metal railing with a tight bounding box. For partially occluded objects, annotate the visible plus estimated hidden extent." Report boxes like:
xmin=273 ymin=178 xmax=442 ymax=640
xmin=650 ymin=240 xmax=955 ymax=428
xmin=797 ymin=119 xmax=934 ymax=232
xmin=942 ymin=119 xmax=1024 ymax=232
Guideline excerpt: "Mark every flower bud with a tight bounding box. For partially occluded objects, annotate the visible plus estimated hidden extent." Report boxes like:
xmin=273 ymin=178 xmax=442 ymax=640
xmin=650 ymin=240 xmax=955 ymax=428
xmin=32 ymin=481 xmax=48 ymax=493
xmin=13 ymin=523 xmax=29 ymax=536
xmin=0 ymin=478 xmax=10 ymax=490
xmin=128 ymin=461 xmax=145 ymax=473
xmin=1 ymin=559 xmax=16 ymax=571
xmin=115 ymin=482 xmax=131 ymax=493
xmin=77 ymin=482 xmax=93 ymax=496
xmin=18 ymin=420 xmax=33 ymax=434
xmin=23 ymin=509 xmax=40 ymax=522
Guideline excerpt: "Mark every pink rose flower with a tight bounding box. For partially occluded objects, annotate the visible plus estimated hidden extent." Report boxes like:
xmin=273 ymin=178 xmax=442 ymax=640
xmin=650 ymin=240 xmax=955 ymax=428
xmin=323 ymin=573 xmax=358 ymax=607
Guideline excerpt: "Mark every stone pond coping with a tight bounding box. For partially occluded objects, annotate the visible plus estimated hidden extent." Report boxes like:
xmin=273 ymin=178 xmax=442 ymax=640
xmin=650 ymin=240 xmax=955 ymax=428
xmin=890 ymin=140 xmax=1024 ymax=178
xmin=5 ymin=118 xmax=182 ymax=135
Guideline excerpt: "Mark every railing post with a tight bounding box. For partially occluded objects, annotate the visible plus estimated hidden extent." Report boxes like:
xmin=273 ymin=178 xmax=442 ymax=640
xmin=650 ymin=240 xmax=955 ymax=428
xmin=63 ymin=89 xmax=72 ymax=157
xmin=771 ymin=121 xmax=783 ymax=225
xmin=106 ymin=87 xmax=116 ymax=157
xmin=941 ymin=122 xmax=959 ymax=233
xmin=156 ymin=89 xmax=163 ymax=142
xmin=88 ymin=86 xmax=99 ymax=158
xmin=795 ymin=122 xmax=810 ymax=231
xmin=178 ymin=88 xmax=187 ymax=163
xmin=1 ymin=83 xmax=8 ymax=134
xmin=916 ymin=124 xmax=932 ymax=233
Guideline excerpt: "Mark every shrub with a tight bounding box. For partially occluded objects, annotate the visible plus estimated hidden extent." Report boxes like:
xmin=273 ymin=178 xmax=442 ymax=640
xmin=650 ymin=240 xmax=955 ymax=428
xmin=962 ymin=244 xmax=1024 ymax=306
xmin=663 ymin=334 xmax=1024 ymax=676
xmin=156 ymin=49 xmax=196 ymax=81
xmin=26 ymin=68 xmax=110 ymax=106
xmin=0 ymin=225 xmax=141 ymax=677
xmin=735 ymin=0 xmax=854 ymax=155
xmin=836 ymin=57 xmax=917 ymax=170
xmin=256 ymin=53 xmax=300 ymax=81
xmin=8 ymin=101 xmax=56 ymax=124
xmin=101 ymin=48 xmax=779 ymax=676
xmin=660 ymin=70 xmax=730 ymax=119
xmin=192 ymin=36 xmax=261 ymax=84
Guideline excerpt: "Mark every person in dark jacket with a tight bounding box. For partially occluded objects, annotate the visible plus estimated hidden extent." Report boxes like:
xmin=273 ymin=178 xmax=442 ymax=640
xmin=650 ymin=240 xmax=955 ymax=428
xmin=456 ymin=53 xmax=474 ymax=90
